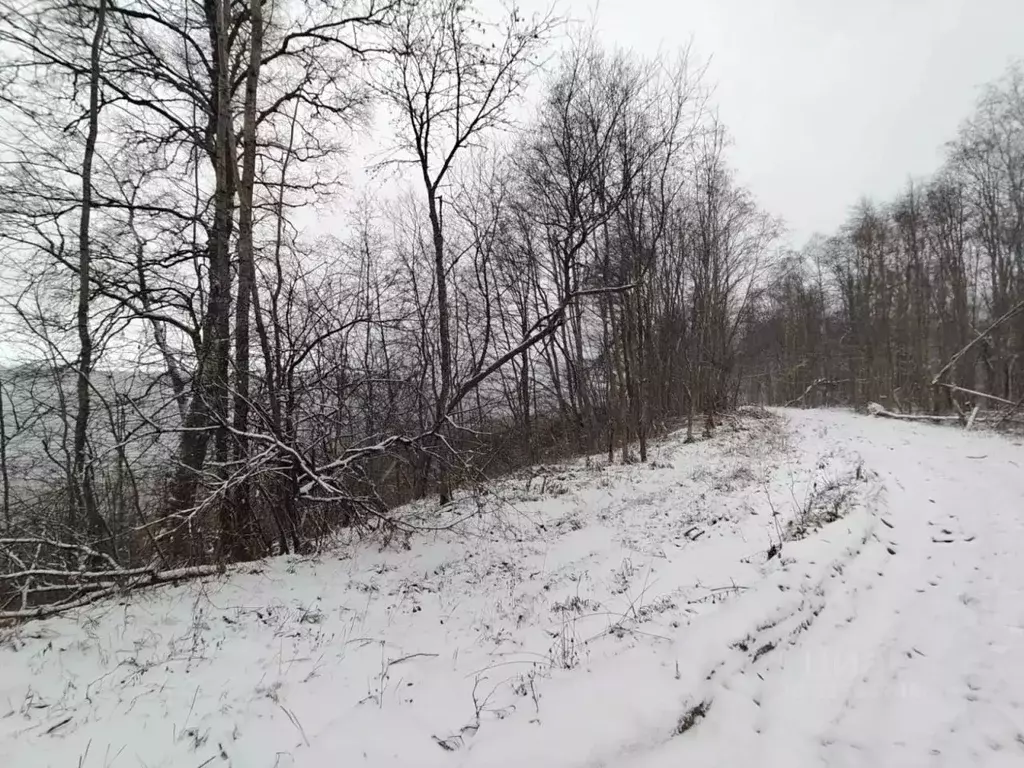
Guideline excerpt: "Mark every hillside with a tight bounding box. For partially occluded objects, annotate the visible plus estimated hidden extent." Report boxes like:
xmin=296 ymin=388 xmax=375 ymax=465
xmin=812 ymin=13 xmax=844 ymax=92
xmin=2 ymin=408 xmax=1024 ymax=767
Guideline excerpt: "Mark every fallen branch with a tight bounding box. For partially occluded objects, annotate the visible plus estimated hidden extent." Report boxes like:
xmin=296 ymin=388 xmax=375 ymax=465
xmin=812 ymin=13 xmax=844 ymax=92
xmin=0 ymin=537 xmax=121 ymax=572
xmin=866 ymin=403 xmax=960 ymax=423
xmin=931 ymin=300 xmax=1024 ymax=386
xmin=0 ymin=564 xmax=222 ymax=622
xmin=868 ymin=400 xmax=1024 ymax=431
xmin=936 ymin=382 xmax=1016 ymax=407
xmin=0 ymin=586 xmax=119 ymax=621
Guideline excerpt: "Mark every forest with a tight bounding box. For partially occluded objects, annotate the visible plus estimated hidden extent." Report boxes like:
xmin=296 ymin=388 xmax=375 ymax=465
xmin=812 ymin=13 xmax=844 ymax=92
xmin=0 ymin=0 xmax=1021 ymax=617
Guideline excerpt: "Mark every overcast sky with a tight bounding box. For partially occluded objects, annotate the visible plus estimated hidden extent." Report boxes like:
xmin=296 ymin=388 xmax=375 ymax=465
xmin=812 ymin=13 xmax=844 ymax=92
xmin=545 ymin=0 xmax=1024 ymax=248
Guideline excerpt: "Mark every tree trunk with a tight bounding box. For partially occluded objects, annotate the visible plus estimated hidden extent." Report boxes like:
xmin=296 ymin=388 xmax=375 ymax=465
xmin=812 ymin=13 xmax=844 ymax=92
xmin=170 ymin=0 xmax=235 ymax=538
xmin=75 ymin=0 xmax=113 ymax=558
xmin=428 ymin=190 xmax=453 ymax=504
xmin=0 ymin=379 xmax=9 ymax=532
xmin=225 ymin=0 xmax=264 ymax=561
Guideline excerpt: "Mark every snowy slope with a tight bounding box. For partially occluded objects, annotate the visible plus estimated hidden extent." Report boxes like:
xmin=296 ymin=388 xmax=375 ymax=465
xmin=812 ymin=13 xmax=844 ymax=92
xmin=2 ymin=408 xmax=1023 ymax=767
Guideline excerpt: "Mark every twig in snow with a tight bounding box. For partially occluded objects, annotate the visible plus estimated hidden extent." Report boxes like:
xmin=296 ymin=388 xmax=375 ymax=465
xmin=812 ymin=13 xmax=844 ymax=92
xmin=176 ymin=685 xmax=201 ymax=742
xmin=44 ymin=715 xmax=72 ymax=735
xmin=388 ymin=652 xmax=439 ymax=666
xmin=276 ymin=701 xmax=310 ymax=747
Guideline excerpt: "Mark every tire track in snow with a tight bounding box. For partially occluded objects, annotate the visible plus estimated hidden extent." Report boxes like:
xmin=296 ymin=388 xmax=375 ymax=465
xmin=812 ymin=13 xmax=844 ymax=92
xmin=616 ymin=410 xmax=1024 ymax=768
xmin=602 ymin=415 xmax=888 ymax=768
xmin=814 ymin=424 xmax=1024 ymax=767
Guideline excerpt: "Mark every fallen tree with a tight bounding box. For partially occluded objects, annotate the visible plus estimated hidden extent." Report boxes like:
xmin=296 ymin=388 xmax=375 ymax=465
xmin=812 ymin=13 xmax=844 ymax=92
xmin=0 ymin=536 xmax=222 ymax=622
xmin=866 ymin=402 xmax=962 ymax=424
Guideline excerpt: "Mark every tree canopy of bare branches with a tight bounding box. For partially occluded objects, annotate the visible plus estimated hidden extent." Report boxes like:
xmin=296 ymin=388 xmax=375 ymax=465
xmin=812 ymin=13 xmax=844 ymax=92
xmin=0 ymin=0 xmax=783 ymax=618
xmin=740 ymin=62 xmax=1024 ymax=424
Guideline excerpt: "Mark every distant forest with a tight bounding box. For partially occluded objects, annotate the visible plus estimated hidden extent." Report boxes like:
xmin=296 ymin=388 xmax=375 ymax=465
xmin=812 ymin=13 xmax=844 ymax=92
xmin=741 ymin=64 xmax=1024 ymax=415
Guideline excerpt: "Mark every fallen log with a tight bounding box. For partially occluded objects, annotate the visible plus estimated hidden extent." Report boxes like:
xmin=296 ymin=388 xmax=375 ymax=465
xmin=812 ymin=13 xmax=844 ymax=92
xmin=936 ymin=382 xmax=1016 ymax=407
xmin=0 ymin=564 xmax=223 ymax=622
xmin=931 ymin=300 xmax=1024 ymax=386
xmin=866 ymin=403 xmax=960 ymax=423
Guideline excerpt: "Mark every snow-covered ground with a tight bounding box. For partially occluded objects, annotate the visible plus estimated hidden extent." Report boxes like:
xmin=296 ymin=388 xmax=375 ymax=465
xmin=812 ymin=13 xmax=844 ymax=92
xmin=3 ymin=408 xmax=1024 ymax=767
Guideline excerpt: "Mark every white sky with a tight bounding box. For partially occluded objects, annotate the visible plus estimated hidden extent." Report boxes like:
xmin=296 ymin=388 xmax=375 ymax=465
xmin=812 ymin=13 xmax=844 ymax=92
xmin=544 ymin=0 xmax=1024 ymax=248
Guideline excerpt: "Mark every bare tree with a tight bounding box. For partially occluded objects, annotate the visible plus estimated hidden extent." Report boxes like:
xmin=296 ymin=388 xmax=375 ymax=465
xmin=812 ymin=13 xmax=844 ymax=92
xmin=74 ymin=0 xmax=111 ymax=555
xmin=0 ymin=0 xmax=802 ymax=617
xmin=377 ymin=0 xmax=558 ymax=502
xmin=743 ymin=62 xmax=1024 ymax=421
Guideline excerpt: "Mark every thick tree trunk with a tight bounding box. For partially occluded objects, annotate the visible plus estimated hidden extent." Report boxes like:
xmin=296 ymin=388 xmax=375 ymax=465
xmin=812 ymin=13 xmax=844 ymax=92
xmin=170 ymin=0 xmax=235 ymax=538
xmin=75 ymin=0 xmax=112 ymax=557
xmin=225 ymin=0 xmax=265 ymax=561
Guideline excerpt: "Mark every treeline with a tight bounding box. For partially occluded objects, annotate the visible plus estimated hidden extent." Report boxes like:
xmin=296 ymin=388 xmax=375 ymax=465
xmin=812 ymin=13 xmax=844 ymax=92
xmin=0 ymin=0 xmax=777 ymax=612
xmin=743 ymin=63 xmax=1024 ymax=415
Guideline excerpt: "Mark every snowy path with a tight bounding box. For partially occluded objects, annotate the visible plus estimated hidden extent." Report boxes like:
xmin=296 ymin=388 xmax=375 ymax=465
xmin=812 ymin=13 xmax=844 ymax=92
xmin=629 ymin=409 xmax=1024 ymax=767
xmin=2 ymin=409 xmax=1024 ymax=767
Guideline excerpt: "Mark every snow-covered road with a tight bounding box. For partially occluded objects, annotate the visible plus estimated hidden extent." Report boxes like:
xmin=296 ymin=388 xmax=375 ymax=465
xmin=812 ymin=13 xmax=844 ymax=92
xmin=631 ymin=409 xmax=1024 ymax=768
xmin=3 ymin=409 xmax=1024 ymax=767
